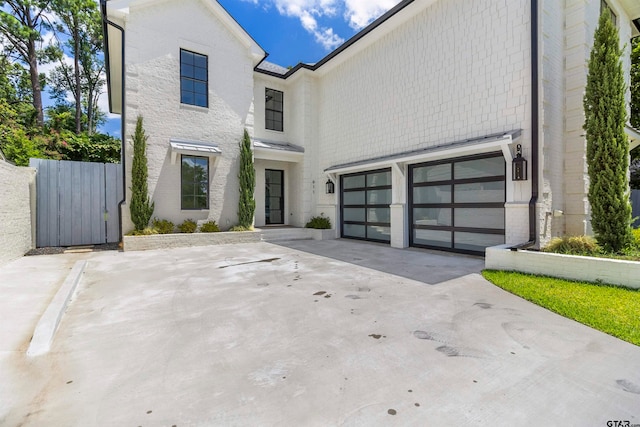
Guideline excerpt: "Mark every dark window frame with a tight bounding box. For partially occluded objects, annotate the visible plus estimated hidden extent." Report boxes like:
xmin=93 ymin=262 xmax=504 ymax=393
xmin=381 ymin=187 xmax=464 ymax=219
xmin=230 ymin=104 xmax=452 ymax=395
xmin=408 ymin=152 xmax=506 ymax=255
xmin=265 ymin=88 xmax=284 ymax=132
xmin=181 ymin=154 xmax=209 ymax=210
xmin=180 ymin=49 xmax=208 ymax=108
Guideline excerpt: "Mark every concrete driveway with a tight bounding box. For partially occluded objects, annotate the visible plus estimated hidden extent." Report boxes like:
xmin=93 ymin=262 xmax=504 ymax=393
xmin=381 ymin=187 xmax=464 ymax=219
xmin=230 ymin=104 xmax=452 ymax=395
xmin=1 ymin=240 xmax=639 ymax=426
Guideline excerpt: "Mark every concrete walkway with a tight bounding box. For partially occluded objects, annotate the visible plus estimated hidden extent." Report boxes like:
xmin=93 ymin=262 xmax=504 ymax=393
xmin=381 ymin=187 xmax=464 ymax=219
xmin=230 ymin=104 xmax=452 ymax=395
xmin=1 ymin=241 xmax=639 ymax=426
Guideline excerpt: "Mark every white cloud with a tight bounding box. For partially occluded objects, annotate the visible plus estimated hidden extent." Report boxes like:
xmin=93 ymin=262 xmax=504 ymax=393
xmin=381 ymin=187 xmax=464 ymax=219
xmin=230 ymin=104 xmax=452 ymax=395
xmin=246 ymin=0 xmax=400 ymax=50
xmin=344 ymin=0 xmax=399 ymax=29
xmin=271 ymin=0 xmax=344 ymax=50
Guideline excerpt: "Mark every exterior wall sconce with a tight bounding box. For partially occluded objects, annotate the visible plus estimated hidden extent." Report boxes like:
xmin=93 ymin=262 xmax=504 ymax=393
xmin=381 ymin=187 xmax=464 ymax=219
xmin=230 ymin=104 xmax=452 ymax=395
xmin=512 ymin=144 xmax=528 ymax=181
xmin=326 ymin=178 xmax=335 ymax=194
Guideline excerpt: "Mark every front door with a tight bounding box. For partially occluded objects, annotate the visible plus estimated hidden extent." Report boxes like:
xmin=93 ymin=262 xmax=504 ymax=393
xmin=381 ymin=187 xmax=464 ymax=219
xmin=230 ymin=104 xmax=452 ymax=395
xmin=265 ymin=169 xmax=284 ymax=225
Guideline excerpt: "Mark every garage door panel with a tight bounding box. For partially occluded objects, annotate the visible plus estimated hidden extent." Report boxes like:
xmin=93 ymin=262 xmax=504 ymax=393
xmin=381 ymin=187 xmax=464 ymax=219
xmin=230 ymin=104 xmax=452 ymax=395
xmin=409 ymin=152 xmax=505 ymax=255
xmin=341 ymin=168 xmax=391 ymax=243
xmin=413 ymin=186 xmax=451 ymax=204
xmin=454 ymin=181 xmax=505 ymax=203
xmin=454 ymin=208 xmax=505 ymax=229
xmin=413 ymin=208 xmax=451 ymax=226
xmin=414 ymin=229 xmax=452 ymax=248
xmin=454 ymin=232 xmax=505 ymax=252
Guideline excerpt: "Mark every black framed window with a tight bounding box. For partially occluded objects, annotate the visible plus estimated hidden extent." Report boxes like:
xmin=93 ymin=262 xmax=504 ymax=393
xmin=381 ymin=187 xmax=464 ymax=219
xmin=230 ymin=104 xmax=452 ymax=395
xmin=181 ymin=155 xmax=209 ymax=209
xmin=265 ymin=88 xmax=283 ymax=131
xmin=600 ymin=0 xmax=617 ymax=26
xmin=180 ymin=49 xmax=208 ymax=107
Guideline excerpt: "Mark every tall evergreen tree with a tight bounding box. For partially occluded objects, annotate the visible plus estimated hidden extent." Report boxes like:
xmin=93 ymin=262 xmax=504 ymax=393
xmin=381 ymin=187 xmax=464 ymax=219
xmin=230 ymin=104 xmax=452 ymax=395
xmin=237 ymin=129 xmax=255 ymax=228
xmin=130 ymin=116 xmax=154 ymax=231
xmin=583 ymin=10 xmax=633 ymax=252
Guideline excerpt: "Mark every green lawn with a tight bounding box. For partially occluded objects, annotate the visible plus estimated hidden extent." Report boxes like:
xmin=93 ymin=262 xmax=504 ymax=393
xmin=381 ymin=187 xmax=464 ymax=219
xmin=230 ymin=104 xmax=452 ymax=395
xmin=482 ymin=270 xmax=640 ymax=346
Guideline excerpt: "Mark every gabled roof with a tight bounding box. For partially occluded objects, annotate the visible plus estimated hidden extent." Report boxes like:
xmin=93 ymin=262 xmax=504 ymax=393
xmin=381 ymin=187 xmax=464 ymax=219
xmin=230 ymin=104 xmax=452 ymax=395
xmin=101 ymin=0 xmax=266 ymax=115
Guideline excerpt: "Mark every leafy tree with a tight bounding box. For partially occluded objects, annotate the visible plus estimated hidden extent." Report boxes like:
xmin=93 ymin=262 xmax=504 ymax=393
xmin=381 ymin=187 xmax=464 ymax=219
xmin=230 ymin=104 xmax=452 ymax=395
xmin=0 ymin=0 xmax=53 ymax=127
xmin=130 ymin=116 xmax=154 ymax=231
xmin=237 ymin=129 xmax=255 ymax=228
xmin=48 ymin=0 xmax=101 ymax=134
xmin=583 ymin=10 xmax=633 ymax=252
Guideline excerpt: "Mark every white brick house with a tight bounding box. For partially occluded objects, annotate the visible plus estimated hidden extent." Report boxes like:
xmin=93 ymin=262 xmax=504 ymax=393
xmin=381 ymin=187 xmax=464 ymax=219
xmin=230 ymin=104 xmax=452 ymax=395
xmin=102 ymin=0 xmax=640 ymax=255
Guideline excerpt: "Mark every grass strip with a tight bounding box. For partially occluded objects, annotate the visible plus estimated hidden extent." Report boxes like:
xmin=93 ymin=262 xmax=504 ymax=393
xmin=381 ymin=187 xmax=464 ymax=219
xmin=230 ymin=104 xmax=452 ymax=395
xmin=482 ymin=270 xmax=640 ymax=346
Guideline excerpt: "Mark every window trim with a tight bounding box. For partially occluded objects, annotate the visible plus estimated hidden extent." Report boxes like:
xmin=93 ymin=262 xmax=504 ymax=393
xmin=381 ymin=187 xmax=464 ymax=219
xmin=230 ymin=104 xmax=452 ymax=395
xmin=180 ymin=154 xmax=210 ymax=210
xmin=265 ymin=88 xmax=284 ymax=132
xmin=180 ymin=48 xmax=208 ymax=108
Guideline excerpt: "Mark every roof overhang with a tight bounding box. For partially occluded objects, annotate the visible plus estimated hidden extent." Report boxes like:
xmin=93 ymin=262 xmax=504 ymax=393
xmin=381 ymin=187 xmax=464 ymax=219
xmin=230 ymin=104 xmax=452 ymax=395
xmin=626 ymin=125 xmax=640 ymax=151
xmin=253 ymin=139 xmax=304 ymax=163
xmin=324 ymin=130 xmax=522 ymax=175
xmin=170 ymin=138 xmax=222 ymax=164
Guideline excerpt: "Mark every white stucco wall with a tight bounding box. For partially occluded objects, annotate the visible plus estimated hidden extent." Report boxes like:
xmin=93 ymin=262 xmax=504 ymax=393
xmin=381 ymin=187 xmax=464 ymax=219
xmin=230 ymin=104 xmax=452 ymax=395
xmin=0 ymin=161 xmax=35 ymax=266
xmin=119 ymin=0 xmax=256 ymax=231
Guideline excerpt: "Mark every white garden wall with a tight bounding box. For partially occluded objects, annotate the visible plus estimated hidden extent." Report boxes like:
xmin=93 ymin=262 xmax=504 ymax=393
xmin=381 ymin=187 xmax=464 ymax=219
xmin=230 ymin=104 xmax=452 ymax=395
xmin=0 ymin=161 xmax=35 ymax=266
xmin=486 ymin=245 xmax=640 ymax=289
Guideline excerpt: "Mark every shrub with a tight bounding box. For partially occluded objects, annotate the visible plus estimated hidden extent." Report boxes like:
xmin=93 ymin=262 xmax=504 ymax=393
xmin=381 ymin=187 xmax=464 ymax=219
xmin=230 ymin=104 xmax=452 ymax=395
xmin=238 ymin=129 xmax=255 ymax=228
xmin=632 ymin=228 xmax=640 ymax=249
xmin=152 ymin=218 xmax=174 ymax=234
xmin=305 ymin=216 xmax=331 ymax=229
xmin=229 ymin=224 xmax=252 ymax=232
xmin=128 ymin=227 xmax=158 ymax=236
xmin=542 ymin=235 xmax=601 ymax=256
xmin=200 ymin=220 xmax=220 ymax=233
xmin=178 ymin=219 xmax=197 ymax=233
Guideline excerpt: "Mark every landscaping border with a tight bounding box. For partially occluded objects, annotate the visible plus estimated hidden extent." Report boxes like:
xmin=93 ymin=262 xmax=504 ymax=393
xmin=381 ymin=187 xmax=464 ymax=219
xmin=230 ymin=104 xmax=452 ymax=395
xmin=485 ymin=244 xmax=640 ymax=289
xmin=123 ymin=231 xmax=262 ymax=251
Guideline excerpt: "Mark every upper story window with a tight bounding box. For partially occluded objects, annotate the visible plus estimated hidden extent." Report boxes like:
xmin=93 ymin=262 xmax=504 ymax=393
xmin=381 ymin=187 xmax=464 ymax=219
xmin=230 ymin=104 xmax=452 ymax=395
xmin=600 ymin=0 xmax=617 ymax=26
xmin=180 ymin=49 xmax=208 ymax=108
xmin=265 ymin=88 xmax=283 ymax=132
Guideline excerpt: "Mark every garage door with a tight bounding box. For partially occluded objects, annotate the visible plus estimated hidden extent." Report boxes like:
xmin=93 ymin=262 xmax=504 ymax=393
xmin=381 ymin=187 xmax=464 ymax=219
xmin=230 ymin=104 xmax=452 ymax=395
xmin=341 ymin=168 xmax=391 ymax=243
xmin=409 ymin=152 xmax=505 ymax=254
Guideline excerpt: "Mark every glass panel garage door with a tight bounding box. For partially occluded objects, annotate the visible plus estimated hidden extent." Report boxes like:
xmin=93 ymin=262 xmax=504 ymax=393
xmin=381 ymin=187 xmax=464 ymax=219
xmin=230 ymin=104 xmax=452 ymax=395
xmin=341 ymin=168 xmax=391 ymax=243
xmin=409 ymin=153 xmax=505 ymax=254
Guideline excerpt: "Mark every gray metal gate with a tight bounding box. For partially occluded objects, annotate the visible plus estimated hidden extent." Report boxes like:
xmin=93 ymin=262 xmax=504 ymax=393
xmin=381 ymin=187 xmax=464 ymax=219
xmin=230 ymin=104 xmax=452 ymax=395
xmin=30 ymin=159 xmax=123 ymax=247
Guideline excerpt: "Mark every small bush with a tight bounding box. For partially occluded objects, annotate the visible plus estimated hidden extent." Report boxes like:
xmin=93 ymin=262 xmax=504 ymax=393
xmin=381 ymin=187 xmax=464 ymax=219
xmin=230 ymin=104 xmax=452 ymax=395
xmin=305 ymin=216 xmax=331 ymax=229
xmin=128 ymin=227 xmax=158 ymax=236
xmin=152 ymin=218 xmax=174 ymax=234
xmin=178 ymin=219 xmax=197 ymax=233
xmin=200 ymin=220 xmax=220 ymax=233
xmin=542 ymin=235 xmax=600 ymax=256
xmin=229 ymin=225 xmax=252 ymax=232
xmin=632 ymin=228 xmax=640 ymax=249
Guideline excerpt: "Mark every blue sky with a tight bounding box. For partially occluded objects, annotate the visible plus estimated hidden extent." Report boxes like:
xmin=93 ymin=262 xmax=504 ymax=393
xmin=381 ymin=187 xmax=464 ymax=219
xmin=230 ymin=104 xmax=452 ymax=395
xmin=99 ymin=0 xmax=402 ymax=137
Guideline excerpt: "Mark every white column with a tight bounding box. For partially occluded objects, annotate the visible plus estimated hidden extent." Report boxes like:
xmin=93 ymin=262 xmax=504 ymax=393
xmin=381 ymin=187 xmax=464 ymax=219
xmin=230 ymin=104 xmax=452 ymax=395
xmin=390 ymin=163 xmax=408 ymax=248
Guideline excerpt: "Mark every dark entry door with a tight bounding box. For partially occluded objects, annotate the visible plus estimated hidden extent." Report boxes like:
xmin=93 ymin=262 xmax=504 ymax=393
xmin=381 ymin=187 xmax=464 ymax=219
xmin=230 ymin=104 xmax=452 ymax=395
xmin=265 ymin=169 xmax=284 ymax=225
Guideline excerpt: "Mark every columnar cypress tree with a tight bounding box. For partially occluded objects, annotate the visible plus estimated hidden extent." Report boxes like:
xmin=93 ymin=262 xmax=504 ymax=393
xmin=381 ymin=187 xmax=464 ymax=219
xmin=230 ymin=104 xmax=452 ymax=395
xmin=130 ymin=115 xmax=154 ymax=231
xmin=238 ymin=129 xmax=255 ymax=228
xmin=583 ymin=10 xmax=633 ymax=252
